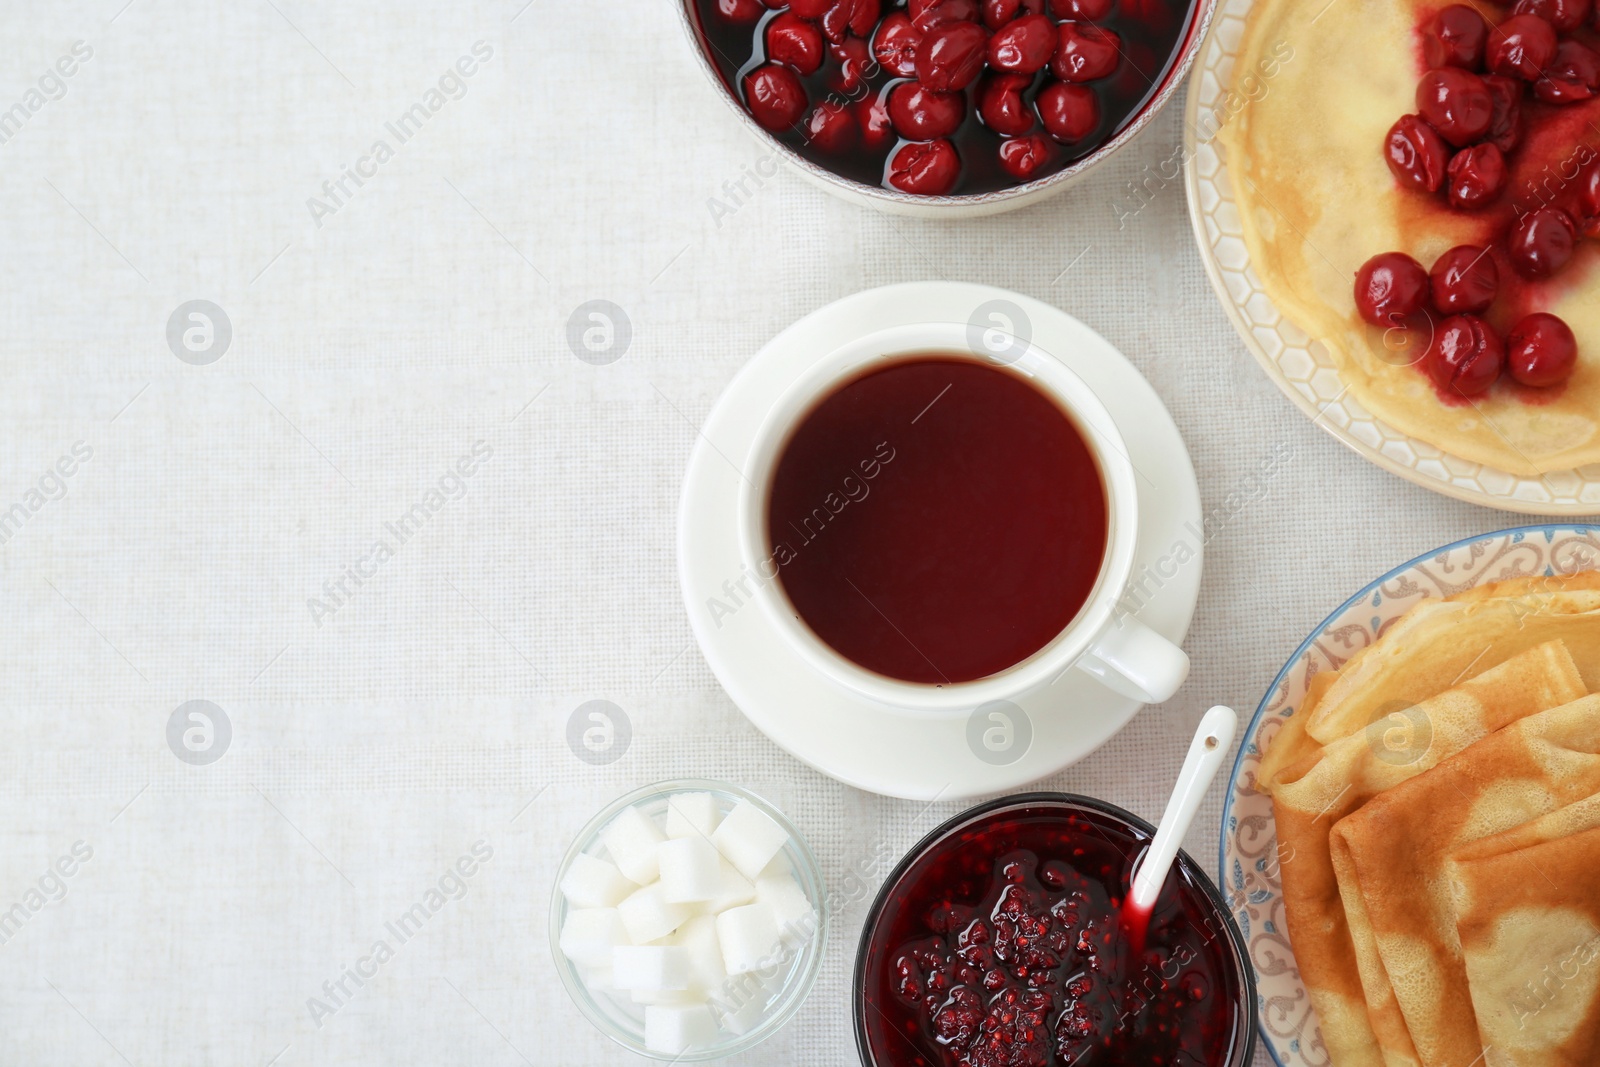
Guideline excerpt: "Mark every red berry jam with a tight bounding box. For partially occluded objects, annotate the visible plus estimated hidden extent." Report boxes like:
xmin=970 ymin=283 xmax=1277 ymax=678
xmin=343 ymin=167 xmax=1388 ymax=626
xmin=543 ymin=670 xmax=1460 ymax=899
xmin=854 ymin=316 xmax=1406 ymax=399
xmin=692 ymin=0 xmax=1198 ymax=195
xmin=855 ymin=797 xmax=1251 ymax=1067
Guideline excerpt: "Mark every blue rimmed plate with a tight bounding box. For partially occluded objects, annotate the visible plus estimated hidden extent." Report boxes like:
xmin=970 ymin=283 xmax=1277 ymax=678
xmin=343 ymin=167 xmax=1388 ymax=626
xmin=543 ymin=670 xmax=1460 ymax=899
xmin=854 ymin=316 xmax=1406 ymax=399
xmin=1219 ymin=524 xmax=1600 ymax=1067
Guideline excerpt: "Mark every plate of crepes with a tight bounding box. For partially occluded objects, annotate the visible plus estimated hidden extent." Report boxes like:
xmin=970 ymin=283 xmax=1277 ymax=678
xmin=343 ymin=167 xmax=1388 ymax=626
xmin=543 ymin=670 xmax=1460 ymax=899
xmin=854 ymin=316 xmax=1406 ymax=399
xmin=1186 ymin=0 xmax=1600 ymax=513
xmin=1222 ymin=523 xmax=1600 ymax=1067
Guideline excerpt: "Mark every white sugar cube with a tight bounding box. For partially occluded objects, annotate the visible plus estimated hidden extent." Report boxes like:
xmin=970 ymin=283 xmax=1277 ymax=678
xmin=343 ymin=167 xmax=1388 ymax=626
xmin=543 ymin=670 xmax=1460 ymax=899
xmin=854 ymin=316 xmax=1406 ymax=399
xmin=709 ymin=971 xmax=778 ymax=1034
xmin=672 ymin=914 xmax=727 ymax=990
xmin=713 ymin=986 xmax=771 ymax=1036
xmin=707 ymin=858 xmax=757 ymax=912
xmin=756 ymin=872 xmax=815 ymax=934
xmin=630 ymin=987 xmax=705 ymax=1006
xmin=560 ymin=853 xmax=635 ymax=908
xmin=618 ymin=883 xmax=690 ymax=945
xmin=757 ymin=852 xmax=791 ymax=879
xmin=658 ymin=837 xmax=722 ymax=903
xmin=558 ymin=908 xmax=628 ymax=967
xmin=711 ymin=801 xmax=789 ymax=880
xmin=602 ymin=805 xmax=666 ymax=884
xmin=665 ymin=792 xmax=721 ymax=839
xmin=716 ymin=903 xmax=784 ymax=975
xmin=645 ymin=1003 xmax=718 ymax=1055
xmin=611 ymin=945 xmax=690 ymax=991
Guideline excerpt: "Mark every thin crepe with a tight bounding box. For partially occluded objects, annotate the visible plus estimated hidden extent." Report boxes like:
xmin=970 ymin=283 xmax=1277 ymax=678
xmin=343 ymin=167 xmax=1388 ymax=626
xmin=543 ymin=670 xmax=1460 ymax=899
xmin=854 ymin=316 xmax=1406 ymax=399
xmin=1272 ymin=642 xmax=1587 ymax=1067
xmin=1450 ymin=794 xmax=1600 ymax=1066
xmin=1332 ymin=694 xmax=1600 ymax=1067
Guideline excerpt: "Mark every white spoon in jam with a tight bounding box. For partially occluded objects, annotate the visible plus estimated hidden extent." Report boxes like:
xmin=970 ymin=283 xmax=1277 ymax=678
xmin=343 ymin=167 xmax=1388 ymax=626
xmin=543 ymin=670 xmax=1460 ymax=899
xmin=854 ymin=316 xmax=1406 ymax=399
xmin=1124 ymin=704 xmax=1238 ymax=953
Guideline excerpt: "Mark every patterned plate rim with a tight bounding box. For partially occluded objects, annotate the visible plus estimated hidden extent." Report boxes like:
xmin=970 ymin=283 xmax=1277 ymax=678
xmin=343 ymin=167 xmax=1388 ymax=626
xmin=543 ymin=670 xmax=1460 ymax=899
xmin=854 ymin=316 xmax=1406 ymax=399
xmin=1179 ymin=8 xmax=1599 ymax=517
xmin=1218 ymin=521 xmax=1599 ymax=1067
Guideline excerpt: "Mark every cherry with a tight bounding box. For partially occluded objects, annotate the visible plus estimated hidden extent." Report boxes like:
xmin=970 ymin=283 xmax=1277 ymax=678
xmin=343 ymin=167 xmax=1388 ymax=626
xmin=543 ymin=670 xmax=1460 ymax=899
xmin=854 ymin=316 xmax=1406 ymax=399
xmin=916 ymin=19 xmax=990 ymax=90
xmin=1579 ymin=158 xmax=1600 ymax=232
xmin=715 ymin=0 xmax=767 ymax=23
xmin=766 ymin=13 xmax=826 ymax=74
xmin=1053 ymin=23 xmax=1122 ymax=82
xmin=1533 ymin=40 xmax=1600 ymax=104
xmin=829 ymin=35 xmax=872 ymax=92
xmin=804 ymin=100 xmax=858 ymax=152
xmin=1429 ymin=315 xmax=1504 ymax=396
xmin=983 ymin=0 xmax=1044 ymax=29
xmin=873 ymin=12 xmax=923 ymax=78
xmin=1506 ymin=313 xmax=1579 ymax=387
xmin=1512 ymin=0 xmax=1592 ymax=33
xmin=1354 ymin=252 xmax=1430 ymax=326
xmin=1424 ymin=6 xmax=1489 ymax=71
xmin=1486 ymin=14 xmax=1558 ymax=82
xmin=857 ymin=92 xmax=896 ymax=150
xmin=1037 ymin=81 xmax=1100 ymax=141
xmin=1385 ymin=115 xmax=1451 ymax=194
xmin=889 ymin=81 xmax=967 ymax=139
xmin=788 ymin=0 xmax=834 ymax=17
xmin=1429 ymin=245 xmax=1499 ymax=314
xmin=888 ymin=138 xmax=961 ymax=193
xmin=849 ymin=0 xmax=882 ymax=36
xmin=910 ymin=0 xmax=982 ymax=32
xmin=979 ymin=71 xmax=1038 ymax=135
xmin=743 ymin=65 xmax=808 ymax=131
xmin=820 ymin=0 xmax=852 ymax=43
xmin=1482 ymin=75 xmax=1525 ymax=154
xmin=1051 ymin=0 xmax=1114 ymax=17
xmin=989 ymin=13 xmax=1057 ymax=72
xmin=999 ymin=133 xmax=1056 ymax=180
xmin=1507 ymin=207 xmax=1577 ymax=278
xmin=1416 ymin=68 xmax=1494 ymax=146
xmin=1447 ymin=143 xmax=1508 ymax=210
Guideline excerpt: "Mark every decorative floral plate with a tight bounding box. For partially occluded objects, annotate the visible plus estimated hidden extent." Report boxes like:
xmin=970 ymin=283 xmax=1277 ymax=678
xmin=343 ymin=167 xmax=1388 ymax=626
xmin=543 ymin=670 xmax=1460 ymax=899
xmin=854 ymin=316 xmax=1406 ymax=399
xmin=1182 ymin=2 xmax=1600 ymax=515
xmin=1220 ymin=524 xmax=1600 ymax=1067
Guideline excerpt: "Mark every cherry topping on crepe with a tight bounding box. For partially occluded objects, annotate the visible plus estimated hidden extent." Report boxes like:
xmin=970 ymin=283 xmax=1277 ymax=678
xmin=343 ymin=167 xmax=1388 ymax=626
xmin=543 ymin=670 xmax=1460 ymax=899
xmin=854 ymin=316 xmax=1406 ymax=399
xmin=998 ymin=132 xmax=1057 ymax=178
xmin=1385 ymin=115 xmax=1451 ymax=193
xmin=1429 ymin=245 xmax=1500 ymax=314
xmin=1512 ymin=0 xmax=1592 ymax=34
xmin=804 ymin=100 xmax=859 ymax=152
xmin=1429 ymin=315 xmax=1505 ymax=395
xmin=888 ymin=138 xmax=961 ymax=193
xmin=1053 ymin=22 xmax=1122 ymax=81
xmin=1037 ymin=81 xmax=1101 ymax=140
xmin=767 ymin=13 xmax=826 ymax=74
xmin=916 ymin=19 xmax=991 ymax=89
xmin=1424 ymin=5 xmax=1489 ymax=70
xmin=1508 ymin=207 xmax=1578 ymax=278
xmin=744 ymin=65 xmax=808 ymax=130
xmin=889 ymin=81 xmax=967 ymax=139
xmin=1417 ymin=69 xmax=1495 ymax=146
xmin=1533 ymin=40 xmax=1600 ymax=104
xmin=1506 ymin=312 xmax=1579 ymax=386
xmin=1447 ymin=143 xmax=1508 ymax=209
xmin=1481 ymin=75 xmax=1525 ymax=153
xmin=716 ymin=0 xmax=767 ymax=23
xmin=988 ymin=13 xmax=1058 ymax=71
xmin=979 ymin=71 xmax=1038 ymax=134
xmin=873 ymin=11 xmax=923 ymax=77
xmin=1486 ymin=14 xmax=1559 ymax=82
xmin=1355 ymin=252 xmax=1431 ymax=325
xmin=1579 ymin=159 xmax=1600 ymax=236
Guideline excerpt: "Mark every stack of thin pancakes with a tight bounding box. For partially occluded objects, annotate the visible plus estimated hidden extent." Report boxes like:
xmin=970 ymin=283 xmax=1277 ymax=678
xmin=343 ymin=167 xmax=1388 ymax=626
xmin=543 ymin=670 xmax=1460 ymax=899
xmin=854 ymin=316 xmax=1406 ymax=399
xmin=1260 ymin=573 xmax=1600 ymax=1066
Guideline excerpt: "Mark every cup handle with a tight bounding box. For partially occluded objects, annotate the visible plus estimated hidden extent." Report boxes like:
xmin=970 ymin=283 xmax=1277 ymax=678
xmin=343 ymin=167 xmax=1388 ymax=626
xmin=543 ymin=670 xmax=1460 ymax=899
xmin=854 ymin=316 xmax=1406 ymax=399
xmin=1077 ymin=617 xmax=1189 ymax=704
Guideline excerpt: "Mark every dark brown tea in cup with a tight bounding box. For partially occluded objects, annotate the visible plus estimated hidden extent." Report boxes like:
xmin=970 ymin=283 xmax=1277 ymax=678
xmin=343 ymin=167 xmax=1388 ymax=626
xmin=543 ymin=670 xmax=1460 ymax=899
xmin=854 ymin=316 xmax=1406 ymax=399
xmin=765 ymin=355 xmax=1108 ymax=685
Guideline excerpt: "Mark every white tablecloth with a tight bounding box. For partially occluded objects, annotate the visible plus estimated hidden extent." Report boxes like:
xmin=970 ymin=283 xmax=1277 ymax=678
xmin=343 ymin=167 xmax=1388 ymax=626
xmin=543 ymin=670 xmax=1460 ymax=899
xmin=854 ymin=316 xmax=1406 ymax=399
xmin=0 ymin=2 xmax=1527 ymax=1064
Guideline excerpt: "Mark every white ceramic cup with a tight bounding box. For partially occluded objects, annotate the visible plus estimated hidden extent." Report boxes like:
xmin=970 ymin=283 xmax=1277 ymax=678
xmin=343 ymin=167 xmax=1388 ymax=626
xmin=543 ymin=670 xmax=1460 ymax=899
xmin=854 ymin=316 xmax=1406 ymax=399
xmin=735 ymin=320 xmax=1190 ymax=715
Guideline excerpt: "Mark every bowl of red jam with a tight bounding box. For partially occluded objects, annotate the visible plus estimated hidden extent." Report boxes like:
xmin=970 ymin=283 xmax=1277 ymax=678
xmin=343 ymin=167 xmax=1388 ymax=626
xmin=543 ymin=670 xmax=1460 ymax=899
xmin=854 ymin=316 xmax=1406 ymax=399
xmin=854 ymin=793 xmax=1254 ymax=1067
xmin=676 ymin=0 xmax=1216 ymax=216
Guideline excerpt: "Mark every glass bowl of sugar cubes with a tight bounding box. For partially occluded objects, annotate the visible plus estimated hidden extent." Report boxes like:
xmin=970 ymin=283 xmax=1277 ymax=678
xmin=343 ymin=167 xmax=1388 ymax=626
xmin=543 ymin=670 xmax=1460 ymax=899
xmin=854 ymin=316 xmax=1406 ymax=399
xmin=550 ymin=779 xmax=827 ymax=1059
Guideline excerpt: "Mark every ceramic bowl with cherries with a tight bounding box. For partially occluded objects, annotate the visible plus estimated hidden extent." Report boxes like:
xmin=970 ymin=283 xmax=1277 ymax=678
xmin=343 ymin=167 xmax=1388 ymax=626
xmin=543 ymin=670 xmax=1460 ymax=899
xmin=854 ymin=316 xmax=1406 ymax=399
xmin=677 ymin=0 xmax=1216 ymax=215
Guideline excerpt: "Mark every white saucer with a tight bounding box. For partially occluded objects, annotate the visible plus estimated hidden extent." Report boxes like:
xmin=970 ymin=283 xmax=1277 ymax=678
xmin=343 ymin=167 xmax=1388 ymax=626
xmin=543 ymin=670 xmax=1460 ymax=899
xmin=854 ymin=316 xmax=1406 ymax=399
xmin=676 ymin=282 xmax=1203 ymax=801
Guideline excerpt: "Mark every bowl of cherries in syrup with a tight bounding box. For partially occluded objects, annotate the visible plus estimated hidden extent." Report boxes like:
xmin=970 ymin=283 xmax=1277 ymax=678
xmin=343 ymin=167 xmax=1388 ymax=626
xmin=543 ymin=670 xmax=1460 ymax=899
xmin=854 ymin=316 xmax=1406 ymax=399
xmin=678 ymin=0 xmax=1215 ymax=215
xmin=1356 ymin=2 xmax=1600 ymax=403
xmin=854 ymin=794 xmax=1254 ymax=1067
